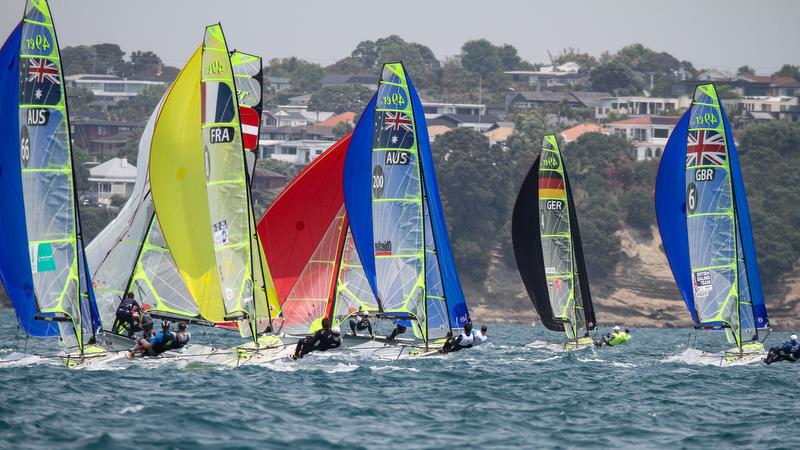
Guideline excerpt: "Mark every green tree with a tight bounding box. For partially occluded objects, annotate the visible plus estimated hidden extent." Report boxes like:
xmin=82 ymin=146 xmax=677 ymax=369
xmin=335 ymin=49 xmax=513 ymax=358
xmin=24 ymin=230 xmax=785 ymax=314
xmin=93 ymin=43 xmax=125 ymax=74
xmin=460 ymin=39 xmax=502 ymax=79
xmin=110 ymin=84 xmax=166 ymax=121
xmin=61 ymin=45 xmax=97 ymax=76
xmin=589 ymin=60 xmax=643 ymax=95
xmin=308 ymin=84 xmax=372 ymax=113
xmin=553 ymin=48 xmax=598 ymax=70
xmin=774 ymin=64 xmax=800 ymax=80
xmin=79 ymin=206 xmax=117 ymax=242
xmin=266 ymin=57 xmax=324 ymax=92
xmin=737 ymin=65 xmax=756 ymax=76
xmin=332 ymin=121 xmax=353 ymax=139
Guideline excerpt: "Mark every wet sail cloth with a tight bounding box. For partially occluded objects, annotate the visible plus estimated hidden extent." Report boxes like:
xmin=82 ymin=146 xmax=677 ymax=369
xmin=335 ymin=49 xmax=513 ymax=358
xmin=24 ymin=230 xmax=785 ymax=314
xmin=17 ymin=0 xmax=101 ymax=350
xmin=656 ymin=83 xmax=768 ymax=349
xmin=258 ymin=134 xmax=379 ymax=335
xmin=343 ymin=63 xmax=469 ymax=343
xmin=512 ymin=135 xmax=596 ymax=340
xmin=0 ymin=22 xmax=58 ymax=337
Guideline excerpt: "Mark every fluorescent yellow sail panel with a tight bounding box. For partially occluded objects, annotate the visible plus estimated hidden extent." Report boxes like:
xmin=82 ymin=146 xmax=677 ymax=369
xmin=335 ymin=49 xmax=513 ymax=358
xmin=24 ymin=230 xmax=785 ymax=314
xmin=149 ymin=47 xmax=225 ymax=322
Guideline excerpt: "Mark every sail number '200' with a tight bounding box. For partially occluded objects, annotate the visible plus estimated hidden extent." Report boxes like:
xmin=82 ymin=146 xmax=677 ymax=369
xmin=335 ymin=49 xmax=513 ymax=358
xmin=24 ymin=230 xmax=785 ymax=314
xmin=694 ymin=113 xmax=718 ymax=127
xmin=26 ymin=34 xmax=50 ymax=51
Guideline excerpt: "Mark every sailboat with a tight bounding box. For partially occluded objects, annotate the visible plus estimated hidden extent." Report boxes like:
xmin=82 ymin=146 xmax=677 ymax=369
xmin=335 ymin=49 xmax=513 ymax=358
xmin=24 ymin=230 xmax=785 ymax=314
xmin=258 ymin=132 xmax=381 ymax=345
xmin=343 ymin=62 xmax=471 ymax=358
xmin=149 ymin=24 xmax=284 ymax=366
xmin=0 ymin=0 xmax=105 ymax=366
xmin=512 ymin=134 xmax=597 ymax=352
xmin=656 ymin=83 xmax=769 ymax=365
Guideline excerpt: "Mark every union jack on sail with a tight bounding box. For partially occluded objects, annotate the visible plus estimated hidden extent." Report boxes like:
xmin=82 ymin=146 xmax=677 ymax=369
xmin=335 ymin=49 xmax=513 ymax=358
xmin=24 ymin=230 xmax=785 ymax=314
xmin=686 ymin=129 xmax=726 ymax=166
xmin=27 ymin=58 xmax=60 ymax=85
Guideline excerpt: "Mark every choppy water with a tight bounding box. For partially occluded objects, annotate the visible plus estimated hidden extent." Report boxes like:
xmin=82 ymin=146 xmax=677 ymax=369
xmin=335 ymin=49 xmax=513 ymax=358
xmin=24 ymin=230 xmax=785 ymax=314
xmin=0 ymin=310 xmax=797 ymax=449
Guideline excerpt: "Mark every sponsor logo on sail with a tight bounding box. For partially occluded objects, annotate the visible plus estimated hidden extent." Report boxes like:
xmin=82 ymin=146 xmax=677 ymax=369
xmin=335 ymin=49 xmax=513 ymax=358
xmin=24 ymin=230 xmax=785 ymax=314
xmin=374 ymin=240 xmax=392 ymax=256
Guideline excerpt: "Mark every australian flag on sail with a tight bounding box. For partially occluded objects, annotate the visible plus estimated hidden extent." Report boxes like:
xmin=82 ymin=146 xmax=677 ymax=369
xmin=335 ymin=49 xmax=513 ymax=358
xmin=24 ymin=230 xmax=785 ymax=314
xmin=373 ymin=110 xmax=414 ymax=149
xmin=20 ymin=58 xmax=61 ymax=106
xmin=686 ymin=129 xmax=726 ymax=167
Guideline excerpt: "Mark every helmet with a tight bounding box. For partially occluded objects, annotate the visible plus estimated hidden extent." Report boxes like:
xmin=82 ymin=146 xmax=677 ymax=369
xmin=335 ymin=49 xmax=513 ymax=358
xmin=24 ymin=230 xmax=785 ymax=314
xmin=162 ymin=320 xmax=172 ymax=329
xmin=613 ymin=325 xmax=620 ymax=331
xmin=791 ymin=334 xmax=798 ymax=341
xmin=331 ymin=327 xmax=341 ymax=335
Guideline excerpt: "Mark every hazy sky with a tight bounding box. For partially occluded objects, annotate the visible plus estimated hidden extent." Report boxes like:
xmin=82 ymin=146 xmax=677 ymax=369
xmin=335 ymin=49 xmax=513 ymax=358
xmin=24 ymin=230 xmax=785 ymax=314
xmin=1 ymin=0 xmax=797 ymax=73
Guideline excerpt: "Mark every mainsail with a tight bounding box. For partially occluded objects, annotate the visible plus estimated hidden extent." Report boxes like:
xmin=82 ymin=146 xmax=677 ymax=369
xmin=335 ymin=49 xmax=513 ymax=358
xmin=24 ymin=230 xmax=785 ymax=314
xmin=17 ymin=0 xmax=101 ymax=350
xmin=344 ymin=62 xmax=470 ymax=343
xmin=258 ymin=134 xmax=379 ymax=335
xmin=0 ymin=21 xmax=58 ymax=337
xmin=512 ymin=135 xmax=596 ymax=340
xmin=656 ymin=83 xmax=768 ymax=349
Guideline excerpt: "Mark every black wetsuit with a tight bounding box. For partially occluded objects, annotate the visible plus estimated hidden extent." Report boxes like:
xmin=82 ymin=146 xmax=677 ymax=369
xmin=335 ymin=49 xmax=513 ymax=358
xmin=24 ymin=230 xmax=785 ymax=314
xmin=765 ymin=341 xmax=800 ymax=364
xmin=294 ymin=329 xmax=342 ymax=358
xmin=114 ymin=297 xmax=143 ymax=338
xmin=441 ymin=332 xmax=474 ymax=354
xmin=386 ymin=324 xmax=407 ymax=341
xmin=349 ymin=313 xmax=373 ymax=336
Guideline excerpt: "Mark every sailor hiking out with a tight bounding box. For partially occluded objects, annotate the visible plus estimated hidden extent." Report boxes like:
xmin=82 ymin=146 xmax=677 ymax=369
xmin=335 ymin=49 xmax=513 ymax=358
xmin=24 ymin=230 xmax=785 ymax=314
xmin=440 ymin=323 xmax=475 ymax=354
xmin=594 ymin=326 xmax=631 ymax=347
xmin=292 ymin=318 xmax=342 ymax=360
xmin=349 ymin=307 xmax=373 ymax=337
xmin=765 ymin=334 xmax=800 ymax=365
xmin=127 ymin=321 xmax=191 ymax=359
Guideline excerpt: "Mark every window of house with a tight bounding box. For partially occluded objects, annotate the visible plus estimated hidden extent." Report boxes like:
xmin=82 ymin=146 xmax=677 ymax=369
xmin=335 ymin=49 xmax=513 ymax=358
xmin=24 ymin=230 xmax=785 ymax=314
xmin=653 ymin=128 xmax=669 ymax=139
xmin=635 ymin=128 xmax=647 ymax=141
xmin=283 ymin=147 xmax=297 ymax=155
xmin=99 ymin=183 xmax=111 ymax=193
xmin=645 ymin=148 xmax=653 ymax=159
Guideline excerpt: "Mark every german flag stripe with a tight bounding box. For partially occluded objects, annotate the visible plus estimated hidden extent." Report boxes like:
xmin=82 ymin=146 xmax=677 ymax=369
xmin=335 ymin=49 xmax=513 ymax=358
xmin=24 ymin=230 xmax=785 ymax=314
xmin=539 ymin=176 xmax=564 ymax=190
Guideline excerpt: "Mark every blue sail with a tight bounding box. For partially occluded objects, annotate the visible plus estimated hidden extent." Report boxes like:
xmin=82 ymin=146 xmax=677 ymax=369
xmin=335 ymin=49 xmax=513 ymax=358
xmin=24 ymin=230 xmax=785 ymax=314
xmin=343 ymin=95 xmax=379 ymax=302
xmin=655 ymin=109 xmax=698 ymax=325
xmin=406 ymin=71 xmax=470 ymax=329
xmin=723 ymin=111 xmax=768 ymax=328
xmin=0 ymin=23 xmax=58 ymax=337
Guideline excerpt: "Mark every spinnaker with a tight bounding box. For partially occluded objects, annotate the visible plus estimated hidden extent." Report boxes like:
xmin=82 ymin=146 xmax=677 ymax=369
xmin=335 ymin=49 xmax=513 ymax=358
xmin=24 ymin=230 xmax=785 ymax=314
xmin=656 ymin=83 xmax=768 ymax=360
xmin=512 ymin=134 xmax=596 ymax=349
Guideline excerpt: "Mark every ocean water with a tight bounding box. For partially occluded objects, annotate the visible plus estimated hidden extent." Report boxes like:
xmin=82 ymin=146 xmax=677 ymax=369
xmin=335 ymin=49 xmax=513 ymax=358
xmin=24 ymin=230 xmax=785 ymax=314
xmin=0 ymin=309 xmax=797 ymax=450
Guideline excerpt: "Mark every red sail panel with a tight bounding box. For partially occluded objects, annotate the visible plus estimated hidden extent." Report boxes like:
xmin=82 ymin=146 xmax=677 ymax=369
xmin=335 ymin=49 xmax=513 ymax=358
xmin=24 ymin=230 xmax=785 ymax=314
xmin=257 ymin=133 xmax=352 ymax=305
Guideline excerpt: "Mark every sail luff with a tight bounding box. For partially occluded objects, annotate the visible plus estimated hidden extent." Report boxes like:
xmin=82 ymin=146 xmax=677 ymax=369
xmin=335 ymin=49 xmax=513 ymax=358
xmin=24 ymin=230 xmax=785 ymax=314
xmin=18 ymin=0 xmax=94 ymax=349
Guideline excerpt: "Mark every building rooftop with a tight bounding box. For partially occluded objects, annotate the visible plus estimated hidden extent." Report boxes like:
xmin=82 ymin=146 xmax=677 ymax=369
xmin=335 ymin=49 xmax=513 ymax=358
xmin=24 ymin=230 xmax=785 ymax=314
xmin=88 ymin=157 xmax=136 ymax=182
xmin=559 ymin=123 xmax=607 ymax=142
xmin=317 ymin=111 xmax=356 ymax=127
xmin=607 ymin=116 xmax=680 ymax=126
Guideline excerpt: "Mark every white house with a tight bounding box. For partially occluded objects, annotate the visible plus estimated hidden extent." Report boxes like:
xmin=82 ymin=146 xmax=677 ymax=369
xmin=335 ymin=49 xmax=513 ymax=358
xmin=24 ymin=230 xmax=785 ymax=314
xmin=596 ymin=96 xmax=691 ymax=119
xmin=606 ymin=116 xmax=679 ymax=161
xmin=88 ymin=157 xmax=137 ymax=205
xmin=258 ymin=139 xmax=336 ymax=165
xmin=505 ymin=62 xmax=584 ymax=90
xmin=422 ymin=101 xmax=487 ymax=117
xmin=65 ymin=74 xmax=163 ymax=103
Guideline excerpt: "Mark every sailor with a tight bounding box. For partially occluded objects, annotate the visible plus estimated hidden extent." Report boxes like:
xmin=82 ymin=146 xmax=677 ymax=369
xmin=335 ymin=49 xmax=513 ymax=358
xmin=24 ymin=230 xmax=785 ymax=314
xmin=595 ymin=326 xmax=631 ymax=347
xmin=440 ymin=323 xmax=475 ymax=353
xmin=472 ymin=325 xmax=489 ymax=346
xmin=765 ymin=334 xmax=799 ymax=365
xmin=127 ymin=321 xmax=175 ymax=359
xmin=173 ymin=321 xmax=191 ymax=350
xmin=114 ymin=292 xmax=153 ymax=339
xmin=348 ymin=307 xmax=373 ymax=337
xmin=291 ymin=318 xmax=342 ymax=360
xmin=386 ymin=319 xmax=410 ymax=341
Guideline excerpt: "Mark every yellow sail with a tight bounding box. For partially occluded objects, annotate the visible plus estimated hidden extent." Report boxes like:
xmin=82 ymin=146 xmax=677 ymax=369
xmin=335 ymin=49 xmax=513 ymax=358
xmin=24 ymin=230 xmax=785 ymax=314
xmin=149 ymin=47 xmax=225 ymax=322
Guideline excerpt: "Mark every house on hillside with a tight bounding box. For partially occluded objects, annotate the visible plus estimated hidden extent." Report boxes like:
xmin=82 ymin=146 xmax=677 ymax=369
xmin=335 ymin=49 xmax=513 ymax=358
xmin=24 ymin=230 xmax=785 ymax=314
xmin=65 ymin=74 xmax=164 ymax=104
xmin=559 ymin=123 xmax=608 ymax=143
xmin=317 ymin=112 xmax=356 ymax=127
xmin=770 ymin=77 xmax=800 ymax=97
xmin=671 ymin=75 xmax=770 ymax=97
xmin=259 ymin=139 xmax=337 ymax=165
xmin=263 ymin=110 xmax=309 ymax=127
xmin=422 ymin=101 xmax=487 ymax=117
xmin=70 ymin=118 xmax=144 ymax=161
xmin=723 ymin=96 xmax=800 ymax=122
xmin=483 ymin=122 xmax=514 ymax=147
xmin=606 ymin=116 xmax=678 ymax=161
xmin=504 ymin=62 xmax=586 ymax=90
xmin=260 ymin=125 xmax=335 ymax=142
xmin=426 ymin=113 xmax=500 ymax=132
xmin=596 ymin=95 xmax=690 ymax=119
xmin=88 ymin=157 xmax=137 ymax=205
xmin=320 ymin=74 xmax=377 ymax=89
xmin=265 ymin=76 xmax=291 ymax=92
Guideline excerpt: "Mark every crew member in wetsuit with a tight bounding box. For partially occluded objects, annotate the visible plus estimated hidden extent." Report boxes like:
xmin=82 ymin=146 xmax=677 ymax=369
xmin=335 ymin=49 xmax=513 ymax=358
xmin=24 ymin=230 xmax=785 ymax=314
xmin=595 ymin=325 xmax=631 ymax=347
xmin=349 ymin=307 xmax=373 ymax=337
xmin=114 ymin=292 xmax=153 ymax=339
xmin=291 ymin=318 xmax=342 ymax=360
xmin=440 ymin=323 xmax=475 ymax=354
xmin=386 ymin=319 xmax=410 ymax=341
xmin=127 ymin=321 xmax=175 ymax=359
xmin=765 ymin=334 xmax=800 ymax=365
xmin=472 ymin=325 xmax=488 ymax=346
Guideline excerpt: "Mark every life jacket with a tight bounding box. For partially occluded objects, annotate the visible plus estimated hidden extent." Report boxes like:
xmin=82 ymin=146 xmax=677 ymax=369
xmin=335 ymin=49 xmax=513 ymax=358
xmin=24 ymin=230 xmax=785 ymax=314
xmin=608 ymin=331 xmax=631 ymax=346
xmin=456 ymin=331 xmax=474 ymax=347
xmin=116 ymin=298 xmax=138 ymax=320
xmin=472 ymin=331 xmax=488 ymax=345
xmin=151 ymin=331 xmax=175 ymax=354
xmin=173 ymin=331 xmax=191 ymax=349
